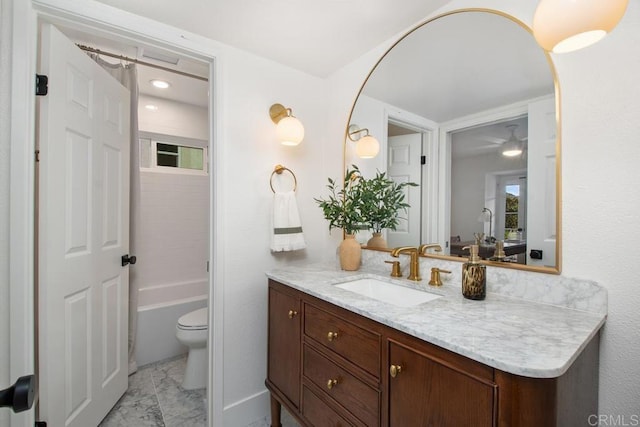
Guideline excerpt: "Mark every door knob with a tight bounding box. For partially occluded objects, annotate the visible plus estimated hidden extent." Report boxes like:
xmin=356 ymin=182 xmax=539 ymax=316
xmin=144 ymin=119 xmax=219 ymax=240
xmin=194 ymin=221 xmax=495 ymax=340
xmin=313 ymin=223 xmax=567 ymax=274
xmin=0 ymin=375 xmax=36 ymax=413
xmin=390 ymin=364 xmax=403 ymax=378
xmin=121 ymin=254 xmax=137 ymax=266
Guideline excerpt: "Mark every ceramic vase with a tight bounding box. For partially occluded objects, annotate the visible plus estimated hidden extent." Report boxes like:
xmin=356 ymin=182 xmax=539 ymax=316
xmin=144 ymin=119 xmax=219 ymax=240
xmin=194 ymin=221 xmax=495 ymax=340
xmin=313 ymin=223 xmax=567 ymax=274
xmin=339 ymin=234 xmax=361 ymax=271
xmin=366 ymin=232 xmax=387 ymax=249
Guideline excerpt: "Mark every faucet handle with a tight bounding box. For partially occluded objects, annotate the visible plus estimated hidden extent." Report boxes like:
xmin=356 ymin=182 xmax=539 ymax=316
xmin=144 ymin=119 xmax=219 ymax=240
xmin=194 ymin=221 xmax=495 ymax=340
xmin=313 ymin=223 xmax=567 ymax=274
xmin=429 ymin=267 xmax=451 ymax=287
xmin=419 ymin=243 xmax=442 ymax=255
xmin=384 ymin=260 xmax=402 ymax=278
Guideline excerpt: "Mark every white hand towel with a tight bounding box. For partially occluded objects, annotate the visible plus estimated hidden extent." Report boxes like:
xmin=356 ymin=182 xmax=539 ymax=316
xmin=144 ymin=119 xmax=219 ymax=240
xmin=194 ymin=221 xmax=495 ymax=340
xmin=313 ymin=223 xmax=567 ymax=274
xmin=271 ymin=190 xmax=306 ymax=252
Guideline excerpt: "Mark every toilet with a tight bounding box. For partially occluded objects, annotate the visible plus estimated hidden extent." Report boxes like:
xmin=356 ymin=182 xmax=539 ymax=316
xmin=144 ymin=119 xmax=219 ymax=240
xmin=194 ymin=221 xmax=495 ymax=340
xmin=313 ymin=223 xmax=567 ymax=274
xmin=176 ymin=307 xmax=208 ymax=390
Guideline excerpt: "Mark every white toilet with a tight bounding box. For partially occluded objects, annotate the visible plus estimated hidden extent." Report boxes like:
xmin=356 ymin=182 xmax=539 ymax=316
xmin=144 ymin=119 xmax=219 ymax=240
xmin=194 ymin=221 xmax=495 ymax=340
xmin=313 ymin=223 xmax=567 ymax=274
xmin=175 ymin=307 xmax=208 ymax=390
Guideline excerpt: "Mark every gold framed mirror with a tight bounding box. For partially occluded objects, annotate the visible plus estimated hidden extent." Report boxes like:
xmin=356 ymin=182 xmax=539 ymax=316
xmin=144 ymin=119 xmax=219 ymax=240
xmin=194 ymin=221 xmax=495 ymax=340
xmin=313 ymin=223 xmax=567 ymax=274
xmin=344 ymin=9 xmax=561 ymax=274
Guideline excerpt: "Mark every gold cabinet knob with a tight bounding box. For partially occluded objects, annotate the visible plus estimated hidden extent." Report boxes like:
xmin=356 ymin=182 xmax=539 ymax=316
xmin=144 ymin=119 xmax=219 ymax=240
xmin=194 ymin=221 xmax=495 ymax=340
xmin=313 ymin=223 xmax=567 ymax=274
xmin=288 ymin=310 xmax=298 ymax=319
xmin=327 ymin=379 xmax=338 ymax=389
xmin=390 ymin=364 xmax=403 ymax=378
xmin=327 ymin=331 xmax=339 ymax=342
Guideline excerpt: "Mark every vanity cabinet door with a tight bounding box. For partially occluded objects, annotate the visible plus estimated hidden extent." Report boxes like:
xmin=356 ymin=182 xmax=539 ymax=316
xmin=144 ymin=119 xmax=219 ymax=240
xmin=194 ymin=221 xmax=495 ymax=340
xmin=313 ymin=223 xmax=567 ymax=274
xmin=268 ymin=282 xmax=302 ymax=408
xmin=388 ymin=341 xmax=496 ymax=427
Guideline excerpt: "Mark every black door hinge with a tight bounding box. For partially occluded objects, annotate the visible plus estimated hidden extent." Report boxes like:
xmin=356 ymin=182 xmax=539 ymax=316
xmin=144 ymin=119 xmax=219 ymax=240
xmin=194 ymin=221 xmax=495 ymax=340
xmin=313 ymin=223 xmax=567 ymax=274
xmin=36 ymin=75 xmax=48 ymax=96
xmin=35 ymin=422 xmax=47 ymax=427
xmin=421 ymin=155 xmax=426 ymax=165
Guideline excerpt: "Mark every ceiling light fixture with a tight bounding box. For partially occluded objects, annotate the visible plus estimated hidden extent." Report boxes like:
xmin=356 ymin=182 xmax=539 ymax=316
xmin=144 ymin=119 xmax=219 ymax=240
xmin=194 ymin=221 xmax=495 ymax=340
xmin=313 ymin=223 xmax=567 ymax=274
xmin=269 ymin=103 xmax=305 ymax=146
xmin=348 ymin=125 xmax=380 ymax=159
xmin=502 ymin=125 xmax=523 ymax=157
xmin=533 ymin=0 xmax=629 ymax=53
xmin=150 ymin=79 xmax=170 ymax=89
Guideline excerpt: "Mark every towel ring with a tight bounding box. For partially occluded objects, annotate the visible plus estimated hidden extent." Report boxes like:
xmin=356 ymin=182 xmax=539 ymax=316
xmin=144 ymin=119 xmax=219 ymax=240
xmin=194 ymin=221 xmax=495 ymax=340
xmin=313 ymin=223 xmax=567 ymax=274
xmin=270 ymin=164 xmax=297 ymax=193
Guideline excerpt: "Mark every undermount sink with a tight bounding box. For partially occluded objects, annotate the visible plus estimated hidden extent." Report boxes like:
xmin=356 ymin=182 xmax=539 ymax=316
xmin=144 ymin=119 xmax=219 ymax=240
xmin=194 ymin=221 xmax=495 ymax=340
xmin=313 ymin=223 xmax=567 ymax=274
xmin=334 ymin=278 xmax=442 ymax=307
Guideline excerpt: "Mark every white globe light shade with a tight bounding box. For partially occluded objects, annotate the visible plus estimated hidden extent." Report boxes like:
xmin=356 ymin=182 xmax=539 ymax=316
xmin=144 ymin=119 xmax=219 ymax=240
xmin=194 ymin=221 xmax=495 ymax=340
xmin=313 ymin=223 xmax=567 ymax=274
xmin=276 ymin=116 xmax=304 ymax=146
xmin=533 ymin=0 xmax=628 ymax=53
xmin=356 ymin=135 xmax=380 ymax=159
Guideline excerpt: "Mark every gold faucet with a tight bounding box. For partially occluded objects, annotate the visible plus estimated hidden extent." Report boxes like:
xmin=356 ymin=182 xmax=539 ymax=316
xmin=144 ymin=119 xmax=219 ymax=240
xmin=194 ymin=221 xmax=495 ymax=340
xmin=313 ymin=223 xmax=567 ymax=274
xmin=428 ymin=267 xmax=451 ymax=287
xmin=390 ymin=246 xmax=422 ymax=281
xmin=419 ymin=243 xmax=442 ymax=255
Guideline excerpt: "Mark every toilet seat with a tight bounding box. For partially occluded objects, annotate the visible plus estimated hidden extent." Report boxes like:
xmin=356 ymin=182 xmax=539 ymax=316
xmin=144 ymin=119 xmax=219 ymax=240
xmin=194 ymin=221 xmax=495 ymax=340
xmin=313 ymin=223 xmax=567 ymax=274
xmin=177 ymin=307 xmax=208 ymax=330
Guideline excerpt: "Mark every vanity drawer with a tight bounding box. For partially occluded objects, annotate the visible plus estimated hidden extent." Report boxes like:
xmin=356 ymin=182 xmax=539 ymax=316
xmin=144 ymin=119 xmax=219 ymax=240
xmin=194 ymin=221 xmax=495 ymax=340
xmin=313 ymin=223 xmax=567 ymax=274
xmin=303 ymin=344 xmax=379 ymax=427
xmin=304 ymin=304 xmax=380 ymax=377
xmin=302 ymin=385 xmax=356 ymax=427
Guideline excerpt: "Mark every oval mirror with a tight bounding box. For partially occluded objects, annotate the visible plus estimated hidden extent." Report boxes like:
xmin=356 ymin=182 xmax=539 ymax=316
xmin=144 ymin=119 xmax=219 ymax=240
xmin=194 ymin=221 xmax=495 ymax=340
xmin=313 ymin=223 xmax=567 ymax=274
xmin=345 ymin=9 xmax=560 ymax=273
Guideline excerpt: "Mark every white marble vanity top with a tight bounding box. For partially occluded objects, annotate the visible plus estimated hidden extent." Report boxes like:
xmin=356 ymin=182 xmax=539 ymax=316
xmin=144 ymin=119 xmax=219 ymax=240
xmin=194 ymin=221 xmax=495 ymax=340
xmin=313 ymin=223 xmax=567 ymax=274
xmin=266 ymin=262 xmax=606 ymax=379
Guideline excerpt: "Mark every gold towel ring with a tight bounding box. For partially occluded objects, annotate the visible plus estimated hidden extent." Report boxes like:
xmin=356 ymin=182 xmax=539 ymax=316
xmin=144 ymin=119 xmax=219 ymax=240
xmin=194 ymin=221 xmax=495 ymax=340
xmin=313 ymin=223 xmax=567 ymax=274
xmin=270 ymin=164 xmax=297 ymax=193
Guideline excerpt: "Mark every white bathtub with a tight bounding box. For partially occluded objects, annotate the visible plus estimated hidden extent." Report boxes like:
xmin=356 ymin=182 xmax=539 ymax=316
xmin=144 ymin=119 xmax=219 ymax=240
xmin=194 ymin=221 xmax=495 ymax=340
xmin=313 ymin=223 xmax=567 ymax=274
xmin=135 ymin=279 xmax=208 ymax=367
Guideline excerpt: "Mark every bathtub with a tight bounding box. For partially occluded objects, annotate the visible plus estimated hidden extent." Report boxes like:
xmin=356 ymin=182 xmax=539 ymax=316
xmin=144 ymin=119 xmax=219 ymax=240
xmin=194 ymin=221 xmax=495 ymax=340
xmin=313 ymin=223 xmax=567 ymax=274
xmin=135 ymin=279 xmax=208 ymax=367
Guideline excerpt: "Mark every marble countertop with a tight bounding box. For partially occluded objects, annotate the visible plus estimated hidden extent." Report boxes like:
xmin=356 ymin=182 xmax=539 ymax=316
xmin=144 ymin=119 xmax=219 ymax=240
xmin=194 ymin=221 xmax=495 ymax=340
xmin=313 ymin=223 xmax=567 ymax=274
xmin=266 ymin=262 xmax=606 ymax=378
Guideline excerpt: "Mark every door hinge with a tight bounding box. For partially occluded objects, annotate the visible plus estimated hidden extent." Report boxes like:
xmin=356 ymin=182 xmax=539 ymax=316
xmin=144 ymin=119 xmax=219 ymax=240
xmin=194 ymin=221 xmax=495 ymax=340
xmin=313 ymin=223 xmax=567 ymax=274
xmin=35 ymin=422 xmax=47 ymax=427
xmin=35 ymin=150 xmax=40 ymax=162
xmin=421 ymin=155 xmax=426 ymax=165
xmin=36 ymin=74 xmax=48 ymax=96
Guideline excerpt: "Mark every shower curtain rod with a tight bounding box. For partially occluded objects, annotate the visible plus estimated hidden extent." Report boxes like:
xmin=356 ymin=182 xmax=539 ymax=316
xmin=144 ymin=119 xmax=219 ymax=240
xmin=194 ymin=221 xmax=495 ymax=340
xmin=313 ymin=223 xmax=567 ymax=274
xmin=76 ymin=44 xmax=209 ymax=82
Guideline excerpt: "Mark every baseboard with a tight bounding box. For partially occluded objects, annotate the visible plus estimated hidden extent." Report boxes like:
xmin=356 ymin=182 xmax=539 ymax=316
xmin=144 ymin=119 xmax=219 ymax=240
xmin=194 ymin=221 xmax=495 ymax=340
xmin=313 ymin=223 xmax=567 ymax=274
xmin=222 ymin=389 xmax=270 ymax=426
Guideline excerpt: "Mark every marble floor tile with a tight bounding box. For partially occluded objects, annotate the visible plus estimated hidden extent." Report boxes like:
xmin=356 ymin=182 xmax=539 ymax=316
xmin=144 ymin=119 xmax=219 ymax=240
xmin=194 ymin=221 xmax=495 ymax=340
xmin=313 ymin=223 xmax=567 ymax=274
xmin=99 ymin=393 xmax=165 ymax=427
xmin=102 ymin=354 xmax=207 ymax=427
xmin=104 ymin=354 xmax=302 ymax=427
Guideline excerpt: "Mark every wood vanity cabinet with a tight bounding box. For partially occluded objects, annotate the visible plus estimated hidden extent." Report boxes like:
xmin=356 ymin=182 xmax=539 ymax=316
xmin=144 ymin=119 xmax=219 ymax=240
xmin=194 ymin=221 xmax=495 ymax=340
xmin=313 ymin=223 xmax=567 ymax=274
xmin=266 ymin=279 xmax=599 ymax=427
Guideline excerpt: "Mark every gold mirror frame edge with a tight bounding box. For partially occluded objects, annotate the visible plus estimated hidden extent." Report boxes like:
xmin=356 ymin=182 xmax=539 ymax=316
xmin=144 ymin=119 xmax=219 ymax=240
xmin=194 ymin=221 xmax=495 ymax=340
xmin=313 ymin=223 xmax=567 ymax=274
xmin=343 ymin=8 xmax=562 ymax=275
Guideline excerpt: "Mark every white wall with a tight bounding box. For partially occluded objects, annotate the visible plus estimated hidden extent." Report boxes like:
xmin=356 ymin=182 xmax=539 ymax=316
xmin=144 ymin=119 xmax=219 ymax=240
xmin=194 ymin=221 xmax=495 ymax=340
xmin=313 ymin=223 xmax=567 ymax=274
xmin=328 ymin=0 xmax=640 ymax=418
xmin=136 ymin=172 xmax=209 ymax=300
xmin=136 ymin=98 xmax=210 ymax=305
xmin=217 ymin=45 xmax=332 ymax=424
xmin=138 ymin=94 xmax=209 ymax=140
xmin=450 ymin=152 xmax=526 ymax=241
xmin=0 ymin=0 xmax=12 ymax=425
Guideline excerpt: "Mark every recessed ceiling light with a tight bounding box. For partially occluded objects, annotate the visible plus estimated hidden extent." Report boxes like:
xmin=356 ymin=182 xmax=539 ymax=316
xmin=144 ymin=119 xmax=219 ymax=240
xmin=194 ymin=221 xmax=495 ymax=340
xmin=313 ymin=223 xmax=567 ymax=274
xmin=145 ymin=104 xmax=159 ymax=111
xmin=150 ymin=79 xmax=170 ymax=89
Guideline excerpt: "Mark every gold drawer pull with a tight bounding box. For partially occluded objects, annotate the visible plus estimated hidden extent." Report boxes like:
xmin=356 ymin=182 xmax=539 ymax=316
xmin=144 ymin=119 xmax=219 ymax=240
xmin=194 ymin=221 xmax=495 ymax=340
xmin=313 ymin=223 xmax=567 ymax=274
xmin=390 ymin=364 xmax=403 ymax=378
xmin=288 ymin=310 xmax=298 ymax=319
xmin=327 ymin=379 xmax=338 ymax=389
xmin=327 ymin=331 xmax=339 ymax=342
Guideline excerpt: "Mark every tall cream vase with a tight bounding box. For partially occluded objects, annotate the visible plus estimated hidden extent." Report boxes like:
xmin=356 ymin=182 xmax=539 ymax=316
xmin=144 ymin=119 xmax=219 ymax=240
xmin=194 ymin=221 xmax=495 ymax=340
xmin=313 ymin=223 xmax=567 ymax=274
xmin=339 ymin=234 xmax=361 ymax=271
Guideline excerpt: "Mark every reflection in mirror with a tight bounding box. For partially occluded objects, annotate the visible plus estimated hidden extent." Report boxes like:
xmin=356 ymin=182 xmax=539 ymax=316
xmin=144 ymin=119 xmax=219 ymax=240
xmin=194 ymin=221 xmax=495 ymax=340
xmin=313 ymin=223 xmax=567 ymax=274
xmin=346 ymin=10 xmax=560 ymax=273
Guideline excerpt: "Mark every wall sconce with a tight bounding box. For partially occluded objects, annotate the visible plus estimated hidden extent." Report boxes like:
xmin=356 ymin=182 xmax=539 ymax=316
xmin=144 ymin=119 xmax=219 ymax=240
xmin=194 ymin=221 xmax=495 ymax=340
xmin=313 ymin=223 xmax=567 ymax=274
xmin=533 ymin=0 xmax=628 ymax=53
xmin=477 ymin=207 xmax=493 ymax=242
xmin=269 ymin=103 xmax=304 ymax=146
xmin=348 ymin=125 xmax=380 ymax=159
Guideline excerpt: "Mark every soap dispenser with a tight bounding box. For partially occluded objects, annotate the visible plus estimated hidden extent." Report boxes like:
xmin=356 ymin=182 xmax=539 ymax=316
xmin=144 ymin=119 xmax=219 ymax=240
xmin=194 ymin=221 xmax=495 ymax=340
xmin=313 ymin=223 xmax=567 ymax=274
xmin=461 ymin=245 xmax=486 ymax=300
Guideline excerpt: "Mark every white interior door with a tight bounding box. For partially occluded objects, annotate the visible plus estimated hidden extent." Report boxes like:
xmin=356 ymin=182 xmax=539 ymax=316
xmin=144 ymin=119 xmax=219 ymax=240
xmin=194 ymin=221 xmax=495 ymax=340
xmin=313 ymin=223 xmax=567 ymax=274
xmin=527 ymin=96 xmax=556 ymax=267
xmin=387 ymin=133 xmax=422 ymax=247
xmin=37 ymin=23 xmax=130 ymax=427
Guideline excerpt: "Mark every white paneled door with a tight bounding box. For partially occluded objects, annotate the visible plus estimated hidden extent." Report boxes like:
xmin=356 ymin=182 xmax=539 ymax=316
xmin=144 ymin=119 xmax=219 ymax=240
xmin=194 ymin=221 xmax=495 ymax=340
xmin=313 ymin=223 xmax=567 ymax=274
xmin=37 ymin=23 xmax=130 ymax=427
xmin=527 ymin=97 xmax=556 ymax=267
xmin=387 ymin=133 xmax=422 ymax=247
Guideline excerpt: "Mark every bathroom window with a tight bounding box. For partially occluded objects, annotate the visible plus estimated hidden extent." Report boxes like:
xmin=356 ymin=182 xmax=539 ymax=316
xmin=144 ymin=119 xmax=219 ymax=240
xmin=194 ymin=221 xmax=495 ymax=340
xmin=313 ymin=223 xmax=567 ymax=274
xmin=139 ymin=133 xmax=208 ymax=175
xmin=496 ymin=174 xmax=527 ymax=240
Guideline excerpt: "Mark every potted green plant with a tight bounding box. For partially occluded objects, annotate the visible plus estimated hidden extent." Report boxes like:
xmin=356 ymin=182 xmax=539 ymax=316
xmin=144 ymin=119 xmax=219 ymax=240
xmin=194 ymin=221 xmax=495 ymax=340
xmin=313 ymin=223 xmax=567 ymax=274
xmin=314 ymin=166 xmax=366 ymax=270
xmin=358 ymin=169 xmax=418 ymax=248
